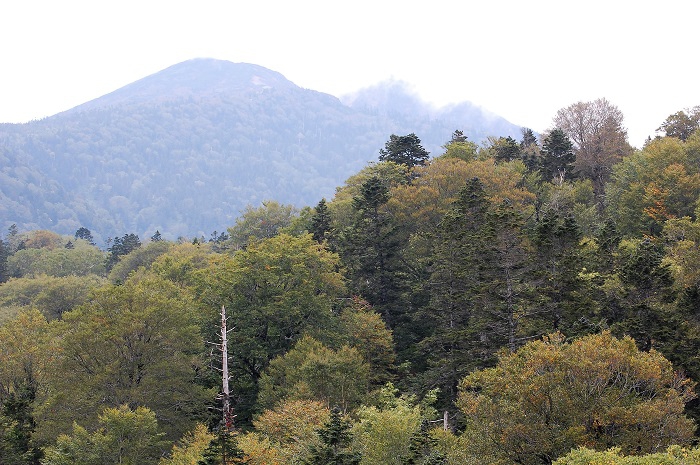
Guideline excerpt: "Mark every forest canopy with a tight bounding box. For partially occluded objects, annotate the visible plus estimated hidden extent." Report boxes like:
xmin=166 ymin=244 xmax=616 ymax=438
xmin=2 ymin=101 xmax=700 ymax=465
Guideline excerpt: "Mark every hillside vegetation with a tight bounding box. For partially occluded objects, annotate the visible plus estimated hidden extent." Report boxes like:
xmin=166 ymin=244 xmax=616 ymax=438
xmin=0 ymin=58 xmax=521 ymax=244
xmin=2 ymin=94 xmax=700 ymax=464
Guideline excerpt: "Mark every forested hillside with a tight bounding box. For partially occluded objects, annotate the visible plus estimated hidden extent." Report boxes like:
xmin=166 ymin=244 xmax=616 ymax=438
xmin=0 ymin=58 xmax=521 ymax=244
xmin=1 ymin=101 xmax=700 ymax=465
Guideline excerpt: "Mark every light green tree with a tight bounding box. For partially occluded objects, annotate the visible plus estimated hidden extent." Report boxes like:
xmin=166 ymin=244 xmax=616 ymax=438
xmin=42 ymin=405 xmax=168 ymax=465
xmin=37 ymin=270 xmax=210 ymax=443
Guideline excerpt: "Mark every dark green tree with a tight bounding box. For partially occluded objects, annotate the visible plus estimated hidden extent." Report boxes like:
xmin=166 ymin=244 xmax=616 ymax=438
xmin=105 ymin=233 xmax=141 ymax=271
xmin=532 ymin=209 xmax=594 ymax=335
xmin=379 ymin=133 xmax=430 ymax=168
xmin=198 ymin=429 xmax=246 ymax=465
xmin=401 ymin=420 xmax=446 ymax=465
xmin=613 ymin=238 xmax=676 ymax=352
xmin=520 ymin=127 xmax=540 ymax=172
xmin=310 ymin=198 xmax=332 ymax=243
xmin=448 ymin=129 xmax=468 ymax=144
xmin=150 ymin=230 xmax=163 ymax=242
xmin=417 ymin=178 xmax=494 ymax=406
xmin=541 ymin=129 xmax=575 ymax=183
xmin=343 ymin=176 xmax=406 ymax=330
xmin=74 ymin=227 xmax=95 ymax=245
xmin=0 ymin=238 xmax=9 ymax=283
xmin=0 ymin=378 xmax=41 ymax=465
xmin=491 ymin=136 xmax=521 ymax=164
xmin=304 ymin=408 xmax=360 ymax=465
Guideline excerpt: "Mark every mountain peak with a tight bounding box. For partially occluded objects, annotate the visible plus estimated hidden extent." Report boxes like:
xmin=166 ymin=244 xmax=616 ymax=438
xmin=63 ymin=58 xmax=298 ymax=114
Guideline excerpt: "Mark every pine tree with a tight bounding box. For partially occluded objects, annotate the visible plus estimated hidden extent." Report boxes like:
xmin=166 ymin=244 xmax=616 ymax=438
xmin=379 ymin=133 xmax=430 ymax=168
xmin=541 ymin=129 xmax=575 ymax=184
xmin=197 ymin=429 xmax=246 ymax=465
xmin=304 ymin=408 xmax=360 ymax=465
xmin=310 ymin=198 xmax=332 ymax=243
xmin=343 ymin=176 xmax=406 ymax=329
xmin=401 ymin=420 xmax=446 ymax=465
xmin=74 ymin=227 xmax=95 ymax=245
xmin=418 ymin=178 xmax=493 ymax=404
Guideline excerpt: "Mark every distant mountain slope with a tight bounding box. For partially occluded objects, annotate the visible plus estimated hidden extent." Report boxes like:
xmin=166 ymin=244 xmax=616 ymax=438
xmin=0 ymin=58 xmax=524 ymax=243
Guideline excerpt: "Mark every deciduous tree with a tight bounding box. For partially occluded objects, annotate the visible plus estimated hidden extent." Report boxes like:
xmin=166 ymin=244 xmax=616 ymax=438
xmin=458 ymin=332 xmax=696 ymax=465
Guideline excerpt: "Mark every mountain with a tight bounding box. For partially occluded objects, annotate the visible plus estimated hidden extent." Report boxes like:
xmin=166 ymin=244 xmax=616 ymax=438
xmin=0 ymin=58 xmax=524 ymax=243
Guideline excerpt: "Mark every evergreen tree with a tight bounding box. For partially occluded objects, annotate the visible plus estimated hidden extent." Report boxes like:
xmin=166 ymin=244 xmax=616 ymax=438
xmin=310 ymin=198 xmax=332 ymax=243
xmin=418 ymin=178 xmax=493 ymax=405
xmin=304 ymin=408 xmax=360 ymax=465
xmin=198 ymin=429 xmax=246 ymax=465
xmin=401 ymin=420 xmax=446 ymax=465
xmin=379 ymin=133 xmax=430 ymax=169
xmin=541 ymin=129 xmax=575 ymax=184
xmin=105 ymin=233 xmax=141 ymax=271
xmin=520 ymin=127 xmax=540 ymax=172
xmin=0 ymin=238 xmax=9 ymax=283
xmin=343 ymin=176 xmax=406 ymax=330
xmin=74 ymin=227 xmax=95 ymax=245
xmin=448 ymin=129 xmax=468 ymax=144
xmin=150 ymin=230 xmax=163 ymax=242
xmin=533 ymin=209 xmax=590 ymax=333
xmin=492 ymin=136 xmax=521 ymax=164
xmin=0 ymin=378 xmax=41 ymax=465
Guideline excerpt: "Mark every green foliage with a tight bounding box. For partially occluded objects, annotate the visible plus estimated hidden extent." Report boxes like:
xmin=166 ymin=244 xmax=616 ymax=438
xmin=541 ymin=128 xmax=575 ymax=183
xmin=458 ymin=332 xmax=696 ymax=464
xmin=74 ymin=227 xmax=95 ymax=245
xmin=606 ymin=134 xmax=700 ymax=236
xmin=351 ymin=385 xmax=430 ymax=465
xmin=225 ymin=201 xmax=299 ymax=250
xmin=339 ymin=297 xmax=396 ymax=387
xmin=342 ymin=175 xmax=406 ymax=329
xmin=657 ymin=106 xmax=700 ymax=141
xmin=0 ymin=378 xmax=41 ymax=465
xmin=244 ymin=399 xmax=330 ymax=464
xmin=0 ymin=274 xmax=105 ymax=320
xmin=105 ymin=233 xmax=142 ymax=271
xmin=0 ymin=309 xmax=51 ymax=403
xmin=304 ymin=408 xmax=361 ymax=465
xmin=108 ymin=239 xmax=172 ymax=283
xmin=7 ymin=239 xmax=105 ymax=278
xmin=310 ymin=198 xmax=332 ymax=243
xmin=39 ymin=271 xmax=209 ymax=442
xmin=197 ymin=429 xmax=246 ymax=465
xmin=258 ymin=336 xmax=369 ymax=413
xmin=160 ymin=424 xmax=215 ymax=465
xmin=42 ymin=405 xmax=168 ymax=465
xmin=554 ymin=446 xmax=700 ymax=465
xmin=195 ymin=233 xmax=346 ymax=423
xmin=489 ymin=136 xmax=521 ymax=164
xmin=379 ymin=133 xmax=430 ymax=169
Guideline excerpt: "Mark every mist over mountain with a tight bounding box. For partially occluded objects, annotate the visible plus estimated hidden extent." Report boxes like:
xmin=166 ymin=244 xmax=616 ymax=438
xmin=0 ymin=58 xmax=523 ymax=243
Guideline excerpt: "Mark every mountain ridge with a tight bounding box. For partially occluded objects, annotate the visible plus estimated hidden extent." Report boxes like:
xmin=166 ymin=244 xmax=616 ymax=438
xmin=0 ymin=58 xmax=525 ymax=243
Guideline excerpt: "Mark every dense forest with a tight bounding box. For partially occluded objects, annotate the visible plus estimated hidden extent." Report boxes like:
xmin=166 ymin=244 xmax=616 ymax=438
xmin=1 ymin=101 xmax=700 ymax=464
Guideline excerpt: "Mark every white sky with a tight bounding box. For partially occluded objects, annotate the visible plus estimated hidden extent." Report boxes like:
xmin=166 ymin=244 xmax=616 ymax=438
xmin=1 ymin=1 xmax=698 ymax=148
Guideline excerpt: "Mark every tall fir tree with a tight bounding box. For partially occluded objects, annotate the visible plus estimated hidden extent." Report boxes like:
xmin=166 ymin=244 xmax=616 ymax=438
xmin=310 ymin=198 xmax=332 ymax=244
xmin=304 ymin=408 xmax=360 ymax=465
xmin=342 ymin=176 xmax=407 ymax=331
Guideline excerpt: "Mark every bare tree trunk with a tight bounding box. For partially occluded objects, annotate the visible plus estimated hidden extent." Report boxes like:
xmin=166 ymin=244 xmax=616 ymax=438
xmin=220 ymin=305 xmax=234 ymax=432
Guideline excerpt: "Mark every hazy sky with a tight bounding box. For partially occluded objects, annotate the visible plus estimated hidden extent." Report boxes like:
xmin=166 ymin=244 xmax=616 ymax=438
xmin=1 ymin=1 xmax=698 ymax=147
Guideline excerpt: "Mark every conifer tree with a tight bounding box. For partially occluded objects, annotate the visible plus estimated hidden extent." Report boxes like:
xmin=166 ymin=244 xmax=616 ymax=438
xmin=304 ymin=408 xmax=360 ymax=465
xmin=343 ymin=176 xmax=406 ymax=329
xmin=310 ymin=198 xmax=332 ymax=243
